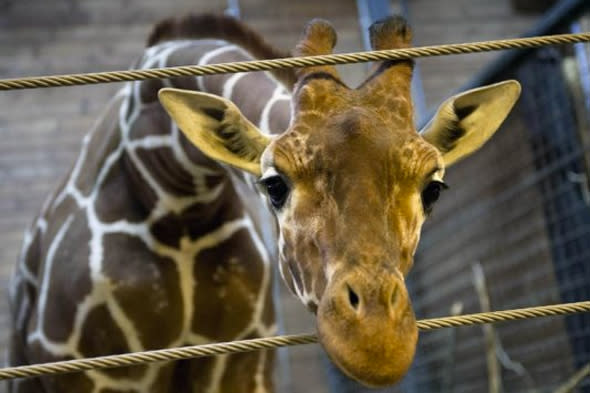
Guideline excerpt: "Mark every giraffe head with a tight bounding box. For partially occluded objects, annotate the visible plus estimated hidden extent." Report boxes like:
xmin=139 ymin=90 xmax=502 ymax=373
xmin=159 ymin=16 xmax=520 ymax=387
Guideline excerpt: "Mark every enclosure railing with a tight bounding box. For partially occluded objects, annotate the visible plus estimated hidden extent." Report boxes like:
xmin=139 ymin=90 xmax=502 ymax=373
xmin=1 ymin=32 xmax=590 ymax=90
xmin=0 ymin=301 xmax=589 ymax=380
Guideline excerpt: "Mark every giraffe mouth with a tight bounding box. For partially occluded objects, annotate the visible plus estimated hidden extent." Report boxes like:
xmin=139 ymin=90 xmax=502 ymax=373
xmin=314 ymin=271 xmax=418 ymax=387
xmin=316 ymin=300 xmax=418 ymax=387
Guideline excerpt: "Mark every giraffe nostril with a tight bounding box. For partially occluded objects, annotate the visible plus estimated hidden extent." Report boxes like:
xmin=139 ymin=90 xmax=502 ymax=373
xmin=347 ymin=284 xmax=360 ymax=310
xmin=391 ymin=284 xmax=399 ymax=305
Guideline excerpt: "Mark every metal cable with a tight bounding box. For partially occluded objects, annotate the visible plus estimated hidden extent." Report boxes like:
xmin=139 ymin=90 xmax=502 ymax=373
xmin=1 ymin=300 xmax=588 ymax=381
xmin=1 ymin=32 xmax=590 ymax=90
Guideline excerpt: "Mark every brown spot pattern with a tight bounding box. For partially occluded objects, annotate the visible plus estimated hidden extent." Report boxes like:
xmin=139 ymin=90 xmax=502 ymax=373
xmin=94 ymin=154 xmax=151 ymax=223
xmin=102 ymin=233 xmax=183 ymax=350
xmin=25 ymin=341 xmax=95 ymax=393
xmin=135 ymin=146 xmax=196 ymax=197
xmin=139 ymin=78 xmax=164 ymax=104
xmin=127 ymin=105 xmax=171 ymax=140
xmin=149 ymin=186 xmax=243 ymax=248
xmin=40 ymin=195 xmax=78 ymax=258
xmin=169 ymin=358 xmax=214 ymax=393
xmin=192 ymin=228 xmax=266 ymax=340
xmin=230 ymin=73 xmax=276 ymax=126
xmin=74 ymin=101 xmax=123 ymax=197
xmin=167 ymin=43 xmax=229 ymax=91
xmin=23 ymin=227 xmax=42 ymax=279
xmin=220 ymin=348 xmax=275 ymax=393
xmin=122 ymin=152 xmax=158 ymax=215
xmin=78 ymin=304 xmax=146 ymax=380
xmin=42 ymin=211 xmax=92 ymax=342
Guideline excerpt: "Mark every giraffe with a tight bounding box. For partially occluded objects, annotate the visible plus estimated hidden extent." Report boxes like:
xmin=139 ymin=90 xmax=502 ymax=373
xmin=7 ymin=13 xmax=520 ymax=393
xmin=158 ymin=15 xmax=521 ymax=388
xmin=8 ymin=14 xmax=295 ymax=393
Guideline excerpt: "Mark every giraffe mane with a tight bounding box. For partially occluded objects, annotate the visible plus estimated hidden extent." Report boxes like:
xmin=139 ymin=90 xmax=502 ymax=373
xmin=147 ymin=14 xmax=297 ymax=90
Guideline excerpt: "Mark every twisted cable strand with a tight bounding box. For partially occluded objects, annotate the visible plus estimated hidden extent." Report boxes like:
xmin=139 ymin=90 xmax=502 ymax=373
xmin=416 ymin=301 xmax=590 ymax=330
xmin=1 ymin=301 xmax=588 ymax=381
xmin=1 ymin=32 xmax=590 ymax=90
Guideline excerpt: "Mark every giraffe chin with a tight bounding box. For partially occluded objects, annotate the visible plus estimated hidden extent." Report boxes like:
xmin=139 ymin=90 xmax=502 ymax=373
xmin=316 ymin=290 xmax=418 ymax=387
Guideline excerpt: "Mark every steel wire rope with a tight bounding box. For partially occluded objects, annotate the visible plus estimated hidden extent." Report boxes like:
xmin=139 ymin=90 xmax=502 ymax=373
xmin=1 ymin=32 xmax=590 ymax=90
xmin=0 ymin=300 xmax=588 ymax=381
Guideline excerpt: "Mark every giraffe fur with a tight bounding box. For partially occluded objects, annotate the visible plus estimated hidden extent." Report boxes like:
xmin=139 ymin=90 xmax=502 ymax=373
xmin=9 ymin=13 xmax=521 ymax=392
xmin=9 ymin=15 xmax=291 ymax=393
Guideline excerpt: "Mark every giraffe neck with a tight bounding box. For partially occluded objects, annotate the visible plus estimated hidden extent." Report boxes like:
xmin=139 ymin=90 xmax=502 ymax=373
xmin=119 ymin=39 xmax=291 ymax=248
xmin=10 ymin=38 xmax=290 ymax=393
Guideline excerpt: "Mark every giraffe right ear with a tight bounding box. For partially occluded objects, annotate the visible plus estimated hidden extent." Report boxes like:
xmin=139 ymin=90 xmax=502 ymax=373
xmin=419 ymin=80 xmax=521 ymax=167
xmin=159 ymin=88 xmax=271 ymax=176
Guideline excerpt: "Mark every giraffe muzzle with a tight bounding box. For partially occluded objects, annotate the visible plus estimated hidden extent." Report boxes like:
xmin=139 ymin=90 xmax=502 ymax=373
xmin=316 ymin=270 xmax=418 ymax=387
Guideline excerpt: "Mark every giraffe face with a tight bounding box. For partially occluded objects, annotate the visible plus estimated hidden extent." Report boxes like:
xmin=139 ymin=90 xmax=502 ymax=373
xmin=261 ymin=83 xmax=445 ymax=300
xmin=258 ymin=82 xmax=441 ymax=385
xmin=159 ymin=16 xmax=521 ymax=388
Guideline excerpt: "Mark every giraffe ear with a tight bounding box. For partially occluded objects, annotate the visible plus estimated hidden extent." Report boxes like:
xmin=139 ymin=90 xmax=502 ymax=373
xmin=420 ymin=80 xmax=521 ymax=167
xmin=158 ymin=88 xmax=270 ymax=176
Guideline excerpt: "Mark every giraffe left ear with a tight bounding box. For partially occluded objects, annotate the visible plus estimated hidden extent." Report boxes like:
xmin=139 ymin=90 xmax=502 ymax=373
xmin=420 ymin=80 xmax=521 ymax=167
xmin=159 ymin=88 xmax=270 ymax=176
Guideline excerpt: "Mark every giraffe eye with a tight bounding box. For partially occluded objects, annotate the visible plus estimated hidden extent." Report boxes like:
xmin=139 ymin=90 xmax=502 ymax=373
xmin=421 ymin=180 xmax=448 ymax=214
xmin=260 ymin=176 xmax=290 ymax=209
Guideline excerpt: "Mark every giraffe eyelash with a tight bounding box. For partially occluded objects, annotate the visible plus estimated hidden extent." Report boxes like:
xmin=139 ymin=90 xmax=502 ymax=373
xmin=421 ymin=180 xmax=448 ymax=215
